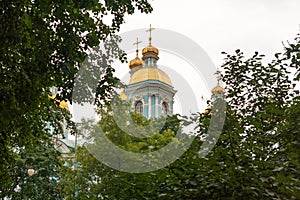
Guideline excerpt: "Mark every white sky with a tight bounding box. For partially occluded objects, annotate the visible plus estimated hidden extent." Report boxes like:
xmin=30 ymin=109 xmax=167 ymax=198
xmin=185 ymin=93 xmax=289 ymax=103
xmin=69 ymin=0 xmax=300 ymax=143
xmin=120 ymin=0 xmax=300 ymax=66
xmin=113 ymin=0 xmax=300 ymax=114
xmin=71 ymin=0 xmax=300 ymax=126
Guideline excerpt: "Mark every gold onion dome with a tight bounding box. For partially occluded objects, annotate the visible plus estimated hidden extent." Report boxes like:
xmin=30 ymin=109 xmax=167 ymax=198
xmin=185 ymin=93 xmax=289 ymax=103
xmin=49 ymin=94 xmax=69 ymax=110
xmin=129 ymin=67 xmax=172 ymax=86
xmin=142 ymin=24 xmax=159 ymax=58
xmin=59 ymin=101 xmax=69 ymax=110
xmin=211 ymin=84 xmax=226 ymax=94
xmin=129 ymin=37 xmax=144 ymax=69
xmin=120 ymin=90 xmax=127 ymax=100
xmin=129 ymin=56 xmax=144 ymax=69
xmin=204 ymin=105 xmax=212 ymax=115
xmin=212 ymin=69 xmax=225 ymax=95
xmin=142 ymin=44 xmax=159 ymax=57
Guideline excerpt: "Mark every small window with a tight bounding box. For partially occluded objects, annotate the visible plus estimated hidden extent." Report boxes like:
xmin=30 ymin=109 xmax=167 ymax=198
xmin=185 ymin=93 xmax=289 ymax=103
xmin=135 ymin=101 xmax=143 ymax=114
xmin=162 ymin=102 xmax=169 ymax=116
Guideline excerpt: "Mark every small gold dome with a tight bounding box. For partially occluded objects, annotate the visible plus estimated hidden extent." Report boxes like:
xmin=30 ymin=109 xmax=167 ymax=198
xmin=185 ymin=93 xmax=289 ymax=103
xmin=142 ymin=44 xmax=159 ymax=57
xmin=120 ymin=90 xmax=127 ymax=100
xmin=129 ymin=57 xmax=144 ymax=69
xmin=49 ymin=94 xmax=69 ymax=110
xmin=59 ymin=101 xmax=69 ymax=110
xmin=204 ymin=105 xmax=212 ymax=115
xmin=129 ymin=67 xmax=172 ymax=86
xmin=211 ymin=85 xmax=226 ymax=94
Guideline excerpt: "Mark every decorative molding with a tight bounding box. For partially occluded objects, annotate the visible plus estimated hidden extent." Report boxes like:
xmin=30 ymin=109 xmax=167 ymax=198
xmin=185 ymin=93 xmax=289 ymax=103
xmin=162 ymin=95 xmax=169 ymax=103
xmin=134 ymin=95 xmax=142 ymax=100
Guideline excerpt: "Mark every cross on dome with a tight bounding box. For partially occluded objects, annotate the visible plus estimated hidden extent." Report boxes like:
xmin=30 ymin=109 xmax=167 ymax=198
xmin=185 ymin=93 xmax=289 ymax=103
xmin=146 ymin=24 xmax=155 ymax=45
xmin=142 ymin=24 xmax=159 ymax=59
xmin=211 ymin=68 xmax=225 ymax=95
xmin=214 ymin=68 xmax=222 ymax=85
xmin=133 ymin=37 xmax=142 ymax=57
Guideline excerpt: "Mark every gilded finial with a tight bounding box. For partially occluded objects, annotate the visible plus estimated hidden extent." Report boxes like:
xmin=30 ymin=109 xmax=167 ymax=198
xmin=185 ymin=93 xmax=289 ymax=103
xmin=214 ymin=68 xmax=221 ymax=85
xmin=211 ymin=68 xmax=225 ymax=95
xmin=133 ymin=37 xmax=142 ymax=57
xmin=146 ymin=24 xmax=155 ymax=45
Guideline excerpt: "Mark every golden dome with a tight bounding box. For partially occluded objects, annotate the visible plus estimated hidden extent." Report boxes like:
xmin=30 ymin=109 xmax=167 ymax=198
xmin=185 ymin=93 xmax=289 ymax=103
xmin=142 ymin=44 xmax=159 ymax=57
xmin=129 ymin=67 xmax=172 ymax=86
xmin=120 ymin=90 xmax=127 ymax=100
xmin=204 ymin=105 xmax=212 ymax=115
xmin=49 ymin=94 xmax=69 ymax=110
xmin=211 ymin=85 xmax=226 ymax=94
xmin=129 ymin=57 xmax=144 ymax=69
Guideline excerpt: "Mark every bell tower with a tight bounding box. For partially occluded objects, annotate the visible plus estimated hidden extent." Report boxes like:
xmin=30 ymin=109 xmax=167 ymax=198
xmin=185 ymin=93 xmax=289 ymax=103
xmin=124 ymin=25 xmax=176 ymax=119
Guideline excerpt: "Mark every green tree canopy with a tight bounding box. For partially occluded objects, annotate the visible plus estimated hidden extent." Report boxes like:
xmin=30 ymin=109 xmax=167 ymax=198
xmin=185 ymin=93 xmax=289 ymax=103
xmin=60 ymin=107 xmax=180 ymax=199
xmin=59 ymin=31 xmax=300 ymax=199
xmin=0 ymin=0 xmax=153 ymax=198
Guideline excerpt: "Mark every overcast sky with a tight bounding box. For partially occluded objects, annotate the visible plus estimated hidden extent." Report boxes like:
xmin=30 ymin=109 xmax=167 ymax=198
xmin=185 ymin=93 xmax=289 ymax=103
xmin=108 ymin=0 xmax=299 ymax=114
xmin=120 ymin=0 xmax=300 ymax=66
xmin=69 ymin=1 xmax=300 ymax=142
xmin=72 ymin=1 xmax=300 ymax=123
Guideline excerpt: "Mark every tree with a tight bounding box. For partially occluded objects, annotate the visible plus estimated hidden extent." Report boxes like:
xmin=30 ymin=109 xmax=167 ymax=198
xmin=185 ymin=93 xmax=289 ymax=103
xmin=271 ymin=32 xmax=300 ymax=198
xmin=166 ymin=32 xmax=300 ymax=199
xmin=2 ymin=140 xmax=61 ymax=199
xmin=167 ymin=36 xmax=299 ymax=199
xmin=63 ymin=31 xmax=300 ymax=199
xmin=59 ymin=105 xmax=179 ymax=199
xmin=0 ymin=0 xmax=153 ymax=197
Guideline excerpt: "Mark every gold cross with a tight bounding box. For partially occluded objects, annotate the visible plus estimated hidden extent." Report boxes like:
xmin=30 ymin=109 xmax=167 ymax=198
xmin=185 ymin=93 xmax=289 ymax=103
xmin=214 ymin=68 xmax=221 ymax=85
xmin=133 ymin=37 xmax=142 ymax=57
xmin=146 ymin=24 xmax=155 ymax=45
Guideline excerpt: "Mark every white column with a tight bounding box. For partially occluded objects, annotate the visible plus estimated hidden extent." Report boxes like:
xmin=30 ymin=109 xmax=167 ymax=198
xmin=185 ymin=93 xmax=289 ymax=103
xmin=156 ymin=95 xmax=159 ymax=118
xmin=148 ymin=94 xmax=151 ymax=119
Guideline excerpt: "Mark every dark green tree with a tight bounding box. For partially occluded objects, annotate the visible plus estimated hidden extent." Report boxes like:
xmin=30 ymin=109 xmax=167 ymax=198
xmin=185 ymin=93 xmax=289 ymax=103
xmin=61 ymin=30 xmax=300 ymax=199
xmin=59 ymin=106 xmax=179 ymax=199
xmin=0 ymin=0 xmax=153 ymax=198
xmin=3 ymin=141 xmax=61 ymax=199
xmin=163 ymin=32 xmax=300 ymax=199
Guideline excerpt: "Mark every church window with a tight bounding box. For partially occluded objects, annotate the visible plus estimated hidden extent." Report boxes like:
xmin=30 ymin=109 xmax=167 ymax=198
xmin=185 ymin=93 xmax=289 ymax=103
xmin=162 ymin=102 xmax=169 ymax=116
xmin=135 ymin=101 xmax=143 ymax=114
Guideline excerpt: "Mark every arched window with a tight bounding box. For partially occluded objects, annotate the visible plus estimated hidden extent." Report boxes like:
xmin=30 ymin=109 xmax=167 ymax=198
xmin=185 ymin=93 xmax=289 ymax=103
xmin=135 ymin=101 xmax=143 ymax=114
xmin=162 ymin=102 xmax=169 ymax=116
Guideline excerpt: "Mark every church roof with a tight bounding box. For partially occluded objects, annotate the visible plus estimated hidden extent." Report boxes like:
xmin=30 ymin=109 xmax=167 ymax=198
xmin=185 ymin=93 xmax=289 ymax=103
xmin=129 ymin=67 xmax=172 ymax=86
xmin=211 ymin=85 xmax=225 ymax=94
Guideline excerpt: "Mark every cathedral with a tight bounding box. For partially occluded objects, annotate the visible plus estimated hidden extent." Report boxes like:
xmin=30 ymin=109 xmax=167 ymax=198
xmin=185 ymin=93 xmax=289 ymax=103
xmin=121 ymin=25 xmax=176 ymax=119
xmin=51 ymin=25 xmax=226 ymax=153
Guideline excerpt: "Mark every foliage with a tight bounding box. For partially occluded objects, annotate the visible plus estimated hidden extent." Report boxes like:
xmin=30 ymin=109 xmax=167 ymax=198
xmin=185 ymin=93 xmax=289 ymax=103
xmin=97 ymin=100 xmax=179 ymax=152
xmin=59 ymin=110 xmax=179 ymax=199
xmin=59 ymin=31 xmax=300 ymax=199
xmin=1 ymin=140 xmax=61 ymax=199
xmin=0 ymin=0 xmax=153 ymax=198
